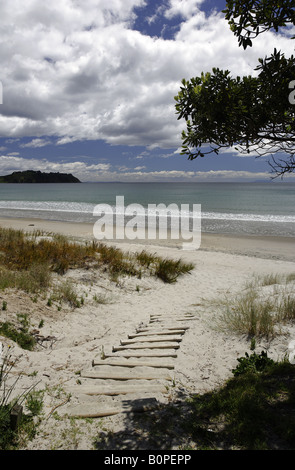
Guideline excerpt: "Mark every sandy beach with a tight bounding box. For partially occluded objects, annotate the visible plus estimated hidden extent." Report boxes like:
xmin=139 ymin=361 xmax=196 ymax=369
xmin=1 ymin=216 xmax=295 ymax=450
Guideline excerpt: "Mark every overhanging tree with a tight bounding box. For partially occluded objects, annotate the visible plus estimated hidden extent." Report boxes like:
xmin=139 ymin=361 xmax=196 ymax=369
xmin=175 ymin=0 xmax=295 ymax=177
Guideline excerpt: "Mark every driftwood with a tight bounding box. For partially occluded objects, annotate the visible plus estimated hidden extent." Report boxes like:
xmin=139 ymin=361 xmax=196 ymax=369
xmin=31 ymin=330 xmax=58 ymax=348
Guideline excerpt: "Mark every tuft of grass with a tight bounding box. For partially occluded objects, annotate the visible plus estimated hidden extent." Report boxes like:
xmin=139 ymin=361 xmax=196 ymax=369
xmin=278 ymin=294 xmax=295 ymax=322
xmin=154 ymin=258 xmax=194 ymax=284
xmin=261 ymin=273 xmax=283 ymax=286
xmin=286 ymin=273 xmax=295 ymax=283
xmin=220 ymin=289 xmax=276 ymax=339
xmin=0 ymin=315 xmax=36 ymax=351
xmin=52 ymin=280 xmax=82 ymax=309
xmin=0 ymin=264 xmax=51 ymax=294
xmin=136 ymin=250 xmax=159 ymax=268
xmin=218 ymin=273 xmax=295 ymax=339
xmin=0 ymin=346 xmax=43 ymax=450
xmin=93 ymin=294 xmax=109 ymax=305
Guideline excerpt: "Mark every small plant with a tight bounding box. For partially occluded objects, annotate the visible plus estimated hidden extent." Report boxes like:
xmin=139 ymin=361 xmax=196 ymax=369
xmin=232 ymin=350 xmax=275 ymax=377
xmin=93 ymin=294 xmax=108 ymax=304
xmin=53 ymin=280 xmax=81 ymax=308
xmin=25 ymin=390 xmax=44 ymax=417
xmin=154 ymin=258 xmax=194 ymax=283
xmin=0 ymin=345 xmax=42 ymax=449
xmin=278 ymin=294 xmax=295 ymax=321
xmin=261 ymin=273 xmax=282 ymax=286
xmin=218 ymin=274 xmax=295 ymax=339
xmin=0 ymin=321 xmax=35 ymax=351
xmin=219 ymin=286 xmax=276 ymax=338
xmin=1 ymin=301 xmax=7 ymax=311
xmin=136 ymin=250 xmax=159 ymax=268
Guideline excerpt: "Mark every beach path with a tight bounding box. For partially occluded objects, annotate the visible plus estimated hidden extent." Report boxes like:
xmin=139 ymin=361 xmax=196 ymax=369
xmin=63 ymin=312 xmax=198 ymax=418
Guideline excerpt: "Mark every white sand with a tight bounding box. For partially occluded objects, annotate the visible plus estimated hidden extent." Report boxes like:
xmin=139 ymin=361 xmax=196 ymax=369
xmin=1 ymin=216 xmax=295 ymax=450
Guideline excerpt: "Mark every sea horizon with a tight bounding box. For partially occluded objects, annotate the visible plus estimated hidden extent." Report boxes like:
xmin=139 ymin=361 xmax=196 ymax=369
xmin=0 ymin=181 xmax=294 ymax=238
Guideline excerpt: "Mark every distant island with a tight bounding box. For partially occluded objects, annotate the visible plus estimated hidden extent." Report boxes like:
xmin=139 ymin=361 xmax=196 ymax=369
xmin=0 ymin=170 xmax=81 ymax=183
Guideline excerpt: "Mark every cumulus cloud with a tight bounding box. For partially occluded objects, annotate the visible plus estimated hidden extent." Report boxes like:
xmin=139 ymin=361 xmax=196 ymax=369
xmin=0 ymin=0 xmax=293 ymax=152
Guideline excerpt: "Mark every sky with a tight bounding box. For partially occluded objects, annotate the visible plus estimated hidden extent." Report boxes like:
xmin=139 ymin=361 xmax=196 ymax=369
xmin=0 ymin=0 xmax=294 ymax=183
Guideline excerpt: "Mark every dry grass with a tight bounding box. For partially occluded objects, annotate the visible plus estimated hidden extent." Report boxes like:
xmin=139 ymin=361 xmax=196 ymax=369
xmin=217 ymin=273 xmax=295 ymax=339
xmin=0 ymin=226 xmax=194 ymax=295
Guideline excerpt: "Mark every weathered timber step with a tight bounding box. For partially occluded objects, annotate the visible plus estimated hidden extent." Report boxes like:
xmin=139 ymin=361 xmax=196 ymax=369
xmin=80 ymin=369 xmax=172 ymax=381
xmin=120 ymin=335 xmax=182 ymax=345
xmin=150 ymin=317 xmax=196 ymax=323
xmin=65 ymin=398 xmax=160 ymax=418
xmin=137 ymin=325 xmax=190 ymax=332
xmin=92 ymin=359 xmax=175 ymax=369
xmin=104 ymin=352 xmax=178 ymax=358
xmin=112 ymin=342 xmax=180 ymax=352
xmin=129 ymin=329 xmax=185 ymax=338
xmin=66 ymin=384 xmax=168 ymax=396
xmin=150 ymin=313 xmax=194 ymax=318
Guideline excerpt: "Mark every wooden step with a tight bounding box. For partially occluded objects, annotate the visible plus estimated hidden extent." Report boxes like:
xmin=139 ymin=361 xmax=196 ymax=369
xmin=67 ymin=384 xmax=168 ymax=396
xmin=80 ymin=369 xmax=172 ymax=381
xmin=136 ymin=325 xmax=190 ymax=332
xmin=104 ymin=352 xmax=178 ymax=358
xmin=120 ymin=335 xmax=182 ymax=345
xmin=92 ymin=359 xmax=175 ymax=369
xmin=150 ymin=313 xmax=194 ymax=318
xmin=128 ymin=329 xmax=185 ymax=338
xmin=150 ymin=317 xmax=196 ymax=323
xmin=112 ymin=342 xmax=180 ymax=352
xmin=65 ymin=398 xmax=160 ymax=418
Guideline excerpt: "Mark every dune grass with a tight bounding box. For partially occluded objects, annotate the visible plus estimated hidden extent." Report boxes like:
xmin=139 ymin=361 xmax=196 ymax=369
xmin=217 ymin=273 xmax=295 ymax=339
xmin=0 ymin=227 xmax=194 ymax=291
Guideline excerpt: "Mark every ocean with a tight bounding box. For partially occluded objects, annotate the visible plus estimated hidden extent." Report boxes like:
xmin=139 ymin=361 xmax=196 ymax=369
xmin=0 ymin=181 xmax=294 ymax=238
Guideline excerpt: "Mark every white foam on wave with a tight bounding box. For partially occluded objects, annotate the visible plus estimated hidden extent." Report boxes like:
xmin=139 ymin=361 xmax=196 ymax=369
xmin=0 ymin=200 xmax=294 ymax=224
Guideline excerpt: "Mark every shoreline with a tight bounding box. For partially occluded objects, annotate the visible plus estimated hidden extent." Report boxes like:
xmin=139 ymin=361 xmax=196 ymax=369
xmin=0 ymin=215 xmax=294 ymax=262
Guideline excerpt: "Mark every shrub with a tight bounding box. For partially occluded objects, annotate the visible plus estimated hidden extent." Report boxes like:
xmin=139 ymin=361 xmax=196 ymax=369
xmin=232 ymin=350 xmax=275 ymax=377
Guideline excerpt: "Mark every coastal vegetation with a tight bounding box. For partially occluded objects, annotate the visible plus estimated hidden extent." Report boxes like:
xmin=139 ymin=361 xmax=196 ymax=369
xmin=182 ymin=352 xmax=295 ymax=449
xmin=0 ymin=226 xmax=194 ymax=348
xmin=217 ymin=273 xmax=295 ymax=339
xmin=0 ymin=170 xmax=80 ymax=183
